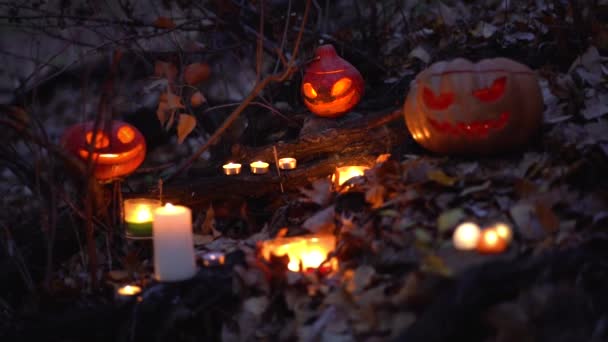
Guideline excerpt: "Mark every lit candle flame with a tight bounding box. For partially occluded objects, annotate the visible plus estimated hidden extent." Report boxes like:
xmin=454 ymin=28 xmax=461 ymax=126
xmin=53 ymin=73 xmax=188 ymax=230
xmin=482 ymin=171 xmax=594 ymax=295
xmin=117 ymin=284 xmax=141 ymax=296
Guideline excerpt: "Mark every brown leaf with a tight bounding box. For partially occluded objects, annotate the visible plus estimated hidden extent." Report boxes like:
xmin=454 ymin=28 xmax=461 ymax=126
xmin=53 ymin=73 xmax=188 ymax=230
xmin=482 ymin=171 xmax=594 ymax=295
xmin=153 ymin=16 xmax=176 ymax=29
xmin=156 ymin=100 xmax=169 ymax=126
xmin=177 ymin=114 xmax=197 ymax=144
xmin=201 ymin=205 xmax=215 ymax=235
xmin=514 ymin=178 xmax=539 ymax=198
xmin=190 ymin=91 xmax=207 ymax=107
xmin=510 ymin=202 xmax=546 ymax=240
xmin=534 ymin=202 xmax=559 ymax=233
xmin=184 ymin=63 xmax=211 ymax=85
xmin=365 ymin=185 xmax=385 ymax=209
xmin=107 ymin=270 xmax=129 ymax=281
xmin=166 ymin=92 xmax=185 ymax=110
xmin=193 ymin=234 xmax=213 ymax=246
xmin=154 ymin=61 xmax=178 ymax=82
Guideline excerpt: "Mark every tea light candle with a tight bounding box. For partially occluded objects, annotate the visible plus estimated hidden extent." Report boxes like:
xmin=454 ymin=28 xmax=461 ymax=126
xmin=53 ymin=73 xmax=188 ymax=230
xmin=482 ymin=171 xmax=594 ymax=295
xmin=250 ymin=161 xmax=269 ymax=174
xmin=153 ymin=203 xmax=197 ymax=282
xmin=124 ymin=198 xmax=161 ymax=238
xmin=278 ymin=157 xmax=297 ymax=170
xmin=453 ymin=222 xmax=481 ymax=250
xmin=477 ymin=228 xmax=508 ymax=254
xmin=117 ymin=284 xmax=142 ymax=297
xmin=492 ymin=222 xmax=513 ymax=244
xmin=201 ymin=251 xmax=225 ymax=267
xmin=223 ymin=162 xmax=241 ymax=175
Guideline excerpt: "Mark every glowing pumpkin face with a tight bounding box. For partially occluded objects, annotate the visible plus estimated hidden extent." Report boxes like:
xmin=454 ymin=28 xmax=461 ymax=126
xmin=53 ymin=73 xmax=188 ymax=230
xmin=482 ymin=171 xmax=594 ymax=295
xmin=302 ymin=45 xmax=364 ymax=117
xmin=61 ymin=120 xmax=146 ymax=181
xmin=404 ymin=58 xmax=543 ymax=154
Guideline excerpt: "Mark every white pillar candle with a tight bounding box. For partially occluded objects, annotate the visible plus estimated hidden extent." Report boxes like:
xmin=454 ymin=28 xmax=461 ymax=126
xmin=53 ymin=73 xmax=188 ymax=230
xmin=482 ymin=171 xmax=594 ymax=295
xmin=278 ymin=157 xmax=297 ymax=170
xmin=153 ymin=203 xmax=197 ymax=282
xmin=452 ymin=222 xmax=481 ymax=250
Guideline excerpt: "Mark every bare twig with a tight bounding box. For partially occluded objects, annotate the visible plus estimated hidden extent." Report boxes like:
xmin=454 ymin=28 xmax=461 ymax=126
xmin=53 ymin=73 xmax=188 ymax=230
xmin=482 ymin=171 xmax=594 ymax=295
xmin=163 ymin=0 xmax=313 ymax=183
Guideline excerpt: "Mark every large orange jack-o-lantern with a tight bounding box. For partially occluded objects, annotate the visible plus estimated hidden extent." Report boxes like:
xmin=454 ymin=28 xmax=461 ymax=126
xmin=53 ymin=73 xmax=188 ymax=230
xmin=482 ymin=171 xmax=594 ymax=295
xmin=61 ymin=120 xmax=146 ymax=181
xmin=302 ymin=44 xmax=364 ymax=117
xmin=404 ymin=58 xmax=543 ymax=155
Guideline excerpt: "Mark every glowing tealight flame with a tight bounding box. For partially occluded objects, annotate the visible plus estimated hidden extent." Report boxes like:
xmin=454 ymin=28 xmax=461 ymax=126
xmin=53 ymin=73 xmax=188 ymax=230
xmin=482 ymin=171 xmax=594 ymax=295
xmin=484 ymin=230 xmax=499 ymax=245
xmin=124 ymin=199 xmax=161 ymax=223
xmin=135 ymin=206 xmax=153 ymax=222
xmin=117 ymin=285 xmax=141 ymax=296
xmin=333 ymin=166 xmax=369 ymax=186
xmin=493 ymin=222 xmax=513 ymax=244
xmin=261 ymin=235 xmax=337 ymax=272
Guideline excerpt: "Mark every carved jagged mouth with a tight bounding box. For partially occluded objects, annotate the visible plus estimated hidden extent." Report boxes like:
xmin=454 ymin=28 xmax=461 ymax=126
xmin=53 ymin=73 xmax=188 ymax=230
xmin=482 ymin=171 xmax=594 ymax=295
xmin=304 ymin=89 xmax=358 ymax=115
xmin=427 ymin=112 xmax=510 ymax=138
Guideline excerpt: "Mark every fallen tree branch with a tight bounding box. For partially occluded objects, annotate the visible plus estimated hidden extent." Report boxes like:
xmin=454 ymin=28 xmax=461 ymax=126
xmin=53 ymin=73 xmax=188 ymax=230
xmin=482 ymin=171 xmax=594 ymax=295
xmin=139 ymin=110 xmax=405 ymax=204
xmin=232 ymin=109 xmax=402 ymax=163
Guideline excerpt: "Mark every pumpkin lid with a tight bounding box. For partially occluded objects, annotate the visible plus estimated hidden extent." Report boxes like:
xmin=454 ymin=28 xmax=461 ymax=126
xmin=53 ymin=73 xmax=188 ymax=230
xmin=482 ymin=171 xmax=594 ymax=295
xmin=306 ymin=44 xmax=354 ymax=75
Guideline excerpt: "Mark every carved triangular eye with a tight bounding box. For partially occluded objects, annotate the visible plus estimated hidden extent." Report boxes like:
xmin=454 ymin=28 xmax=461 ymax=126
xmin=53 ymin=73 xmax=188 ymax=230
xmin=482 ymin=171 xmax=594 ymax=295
xmin=302 ymin=82 xmax=318 ymax=98
xmin=473 ymin=77 xmax=506 ymax=102
xmin=331 ymin=77 xmax=352 ymax=97
xmin=422 ymin=87 xmax=454 ymax=110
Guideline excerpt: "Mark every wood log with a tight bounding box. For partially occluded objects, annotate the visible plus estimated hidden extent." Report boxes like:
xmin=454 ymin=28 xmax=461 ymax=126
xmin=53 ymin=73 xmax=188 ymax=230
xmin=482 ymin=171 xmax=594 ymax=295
xmin=143 ymin=109 xmax=406 ymax=204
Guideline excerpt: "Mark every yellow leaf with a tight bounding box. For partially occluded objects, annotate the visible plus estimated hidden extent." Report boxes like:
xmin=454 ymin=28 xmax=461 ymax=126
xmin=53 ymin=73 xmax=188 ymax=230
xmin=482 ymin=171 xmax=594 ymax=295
xmin=437 ymin=208 xmax=466 ymax=233
xmin=177 ymin=114 xmax=196 ymax=144
xmin=421 ymin=254 xmax=452 ymax=277
xmin=427 ymin=169 xmax=457 ymax=186
xmin=184 ymin=63 xmax=211 ymax=85
xmin=153 ymin=16 xmax=176 ymax=29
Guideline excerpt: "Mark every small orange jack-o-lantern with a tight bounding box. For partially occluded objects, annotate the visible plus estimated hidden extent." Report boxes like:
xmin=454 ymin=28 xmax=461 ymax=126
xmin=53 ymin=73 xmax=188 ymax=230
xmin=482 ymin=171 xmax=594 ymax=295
xmin=61 ymin=120 xmax=146 ymax=181
xmin=404 ymin=58 xmax=543 ymax=155
xmin=301 ymin=44 xmax=364 ymax=117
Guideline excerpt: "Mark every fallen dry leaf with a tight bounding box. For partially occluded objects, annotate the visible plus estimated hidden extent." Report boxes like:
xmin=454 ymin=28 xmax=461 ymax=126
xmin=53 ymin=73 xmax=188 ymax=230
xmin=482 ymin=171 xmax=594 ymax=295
xmin=191 ymin=91 xmax=207 ymax=107
xmin=153 ymin=16 xmax=176 ymax=29
xmin=154 ymin=61 xmax=178 ymax=82
xmin=184 ymin=63 xmax=211 ymax=85
xmin=437 ymin=208 xmax=466 ymax=233
xmin=427 ymin=169 xmax=458 ymax=186
xmin=177 ymin=114 xmax=197 ymax=144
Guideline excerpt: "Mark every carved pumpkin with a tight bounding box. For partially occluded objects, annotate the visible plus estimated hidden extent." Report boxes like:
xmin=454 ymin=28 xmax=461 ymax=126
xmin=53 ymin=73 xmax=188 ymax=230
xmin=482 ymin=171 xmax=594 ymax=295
xmin=404 ymin=58 xmax=543 ymax=154
xmin=61 ymin=120 xmax=146 ymax=181
xmin=302 ymin=44 xmax=364 ymax=117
